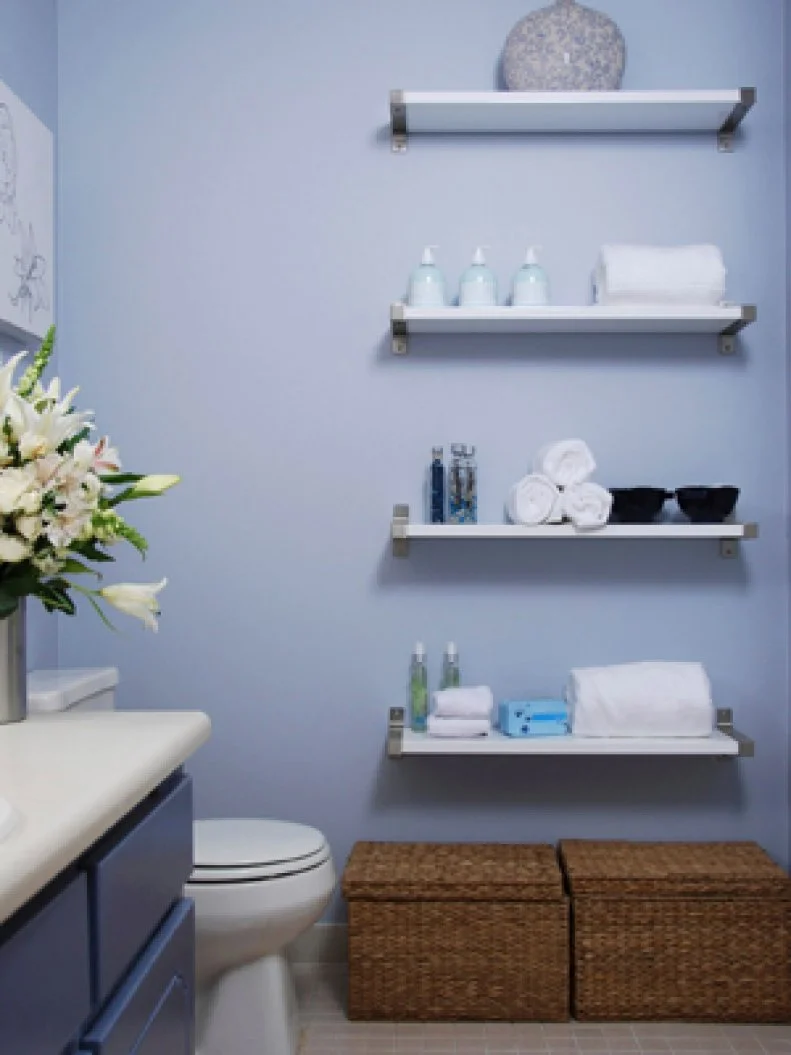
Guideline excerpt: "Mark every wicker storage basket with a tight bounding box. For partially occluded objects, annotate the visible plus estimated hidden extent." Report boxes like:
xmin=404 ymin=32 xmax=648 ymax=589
xmin=342 ymin=841 xmax=569 ymax=1021
xmin=560 ymin=840 xmax=791 ymax=1022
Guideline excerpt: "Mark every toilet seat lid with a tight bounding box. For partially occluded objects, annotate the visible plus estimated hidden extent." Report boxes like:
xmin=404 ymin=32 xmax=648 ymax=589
xmin=191 ymin=818 xmax=330 ymax=882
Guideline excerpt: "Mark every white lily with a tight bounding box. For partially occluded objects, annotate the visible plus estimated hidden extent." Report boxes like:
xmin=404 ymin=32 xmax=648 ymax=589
xmin=126 ymin=474 xmax=180 ymax=498
xmin=0 ymin=532 xmax=30 ymax=563
xmin=15 ymin=514 xmax=42 ymax=542
xmin=100 ymin=578 xmax=167 ymax=632
xmin=0 ymin=465 xmax=37 ymax=514
xmin=16 ymin=385 xmax=92 ymax=455
xmin=0 ymin=350 xmax=27 ymax=413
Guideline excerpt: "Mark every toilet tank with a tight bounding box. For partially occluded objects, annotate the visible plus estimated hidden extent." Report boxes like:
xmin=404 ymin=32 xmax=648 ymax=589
xmin=27 ymin=668 xmax=120 ymax=714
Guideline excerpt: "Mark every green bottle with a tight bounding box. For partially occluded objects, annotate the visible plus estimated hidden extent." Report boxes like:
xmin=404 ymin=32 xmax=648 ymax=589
xmin=441 ymin=642 xmax=461 ymax=689
xmin=410 ymin=642 xmax=428 ymax=732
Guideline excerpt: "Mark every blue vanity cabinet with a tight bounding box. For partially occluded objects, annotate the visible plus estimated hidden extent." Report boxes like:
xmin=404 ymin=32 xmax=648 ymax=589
xmin=0 ymin=770 xmax=197 ymax=1055
xmin=79 ymin=898 xmax=194 ymax=1055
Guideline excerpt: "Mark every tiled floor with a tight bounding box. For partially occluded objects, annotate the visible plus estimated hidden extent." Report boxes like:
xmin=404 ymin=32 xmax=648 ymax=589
xmin=295 ymin=966 xmax=791 ymax=1055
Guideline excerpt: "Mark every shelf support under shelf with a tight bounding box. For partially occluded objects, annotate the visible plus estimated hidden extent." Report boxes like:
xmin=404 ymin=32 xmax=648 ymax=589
xmin=716 ymin=708 xmax=754 ymax=757
xmin=392 ymin=503 xmax=410 ymax=557
xmin=717 ymin=88 xmax=757 ymax=152
xmin=388 ymin=707 xmax=406 ymax=758
xmin=718 ymin=305 xmax=757 ymax=354
xmin=390 ymin=91 xmax=408 ymax=152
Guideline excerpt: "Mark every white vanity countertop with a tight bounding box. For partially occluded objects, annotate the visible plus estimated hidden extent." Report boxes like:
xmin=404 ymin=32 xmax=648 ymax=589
xmin=0 ymin=710 xmax=211 ymax=924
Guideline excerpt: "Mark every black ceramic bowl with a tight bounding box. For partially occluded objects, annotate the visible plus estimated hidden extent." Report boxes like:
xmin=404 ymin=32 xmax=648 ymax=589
xmin=608 ymin=487 xmax=672 ymax=524
xmin=675 ymin=486 xmax=740 ymax=524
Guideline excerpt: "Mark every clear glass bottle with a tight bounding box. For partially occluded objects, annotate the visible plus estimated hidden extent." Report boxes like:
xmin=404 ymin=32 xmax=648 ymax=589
xmin=409 ymin=642 xmax=428 ymax=732
xmin=448 ymin=444 xmax=466 ymax=524
xmin=464 ymin=445 xmax=478 ymax=524
xmin=441 ymin=642 xmax=461 ymax=689
xmin=430 ymin=446 xmax=445 ymax=524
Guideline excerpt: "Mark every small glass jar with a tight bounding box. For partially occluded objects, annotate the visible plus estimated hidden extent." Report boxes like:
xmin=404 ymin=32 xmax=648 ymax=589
xmin=448 ymin=444 xmax=466 ymax=524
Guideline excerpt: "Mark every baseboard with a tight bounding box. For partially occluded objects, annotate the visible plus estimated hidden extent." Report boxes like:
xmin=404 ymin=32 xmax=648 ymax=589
xmin=288 ymin=922 xmax=347 ymax=965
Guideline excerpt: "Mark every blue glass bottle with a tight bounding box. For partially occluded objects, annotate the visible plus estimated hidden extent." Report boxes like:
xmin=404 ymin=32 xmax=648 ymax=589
xmin=464 ymin=445 xmax=478 ymax=524
xmin=430 ymin=446 xmax=445 ymax=524
xmin=448 ymin=444 xmax=466 ymax=524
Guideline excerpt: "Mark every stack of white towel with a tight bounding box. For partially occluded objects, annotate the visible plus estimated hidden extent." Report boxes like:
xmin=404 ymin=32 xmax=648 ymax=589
xmin=566 ymin=661 xmax=715 ymax=738
xmin=594 ymin=244 xmax=727 ymax=307
xmin=507 ymin=439 xmax=612 ymax=530
xmin=428 ymin=686 xmax=494 ymax=738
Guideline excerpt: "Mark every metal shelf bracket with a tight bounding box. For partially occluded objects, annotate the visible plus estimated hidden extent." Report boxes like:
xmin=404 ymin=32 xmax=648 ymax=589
xmin=717 ymin=87 xmax=756 ymax=152
xmin=390 ymin=91 xmax=408 ymax=152
xmin=388 ymin=707 xmax=405 ymax=758
xmin=720 ymin=521 xmax=758 ymax=558
xmin=716 ymin=707 xmax=754 ymax=757
xmin=718 ymin=305 xmax=757 ymax=355
xmin=392 ymin=503 xmax=410 ymax=557
xmin=392 ymin=318 xmax=408 ymax=355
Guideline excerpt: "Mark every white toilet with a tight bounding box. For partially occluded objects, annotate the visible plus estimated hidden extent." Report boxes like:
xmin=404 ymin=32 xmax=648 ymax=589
xmin=27 ymin=669 xmax=336 ymax=1055
xmin=186 ymin=818 xmax=336 ymax=1055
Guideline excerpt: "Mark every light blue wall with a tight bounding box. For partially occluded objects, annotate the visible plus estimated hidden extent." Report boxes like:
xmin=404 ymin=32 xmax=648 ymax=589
xmin=1 ymin=0 xmax=58 ymax=670
xmin=57 ymin=0 xmax=788 ymax=915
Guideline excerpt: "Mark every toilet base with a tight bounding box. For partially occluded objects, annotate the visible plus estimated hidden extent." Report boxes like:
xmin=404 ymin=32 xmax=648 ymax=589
xmin=196 ymin=951 xmax=299 ymax=1055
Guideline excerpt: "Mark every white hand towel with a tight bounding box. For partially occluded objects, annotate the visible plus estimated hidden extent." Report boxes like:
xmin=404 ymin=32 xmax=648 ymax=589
xmin=433 ymin=685 xmax=494 ymax=719
xmin=561 ymin=481 xmax=613 ymax=530
xmin=507 ymin=474 xmax=560 ymax=526
xmin=548 ymin=489 xmax=565 ymax=524
xmin=428 ymin=715 xmax=491 ymax=738
xmin=567 ymin=661 xmax=715 ymax=738
xmin=594 ymin=244 xmax=726 ymax=305
xmin=534 ymin=439 xmax=596 ymax=488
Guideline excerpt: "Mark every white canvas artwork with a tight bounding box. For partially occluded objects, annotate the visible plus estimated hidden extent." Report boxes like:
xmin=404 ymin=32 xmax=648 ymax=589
xmin=0 ymin=79 xmax=53 ymax=342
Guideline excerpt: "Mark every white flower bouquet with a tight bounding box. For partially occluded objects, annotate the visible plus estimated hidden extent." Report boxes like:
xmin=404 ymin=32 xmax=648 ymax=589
xmin=0 ymin=328 xmax=177 ymax=630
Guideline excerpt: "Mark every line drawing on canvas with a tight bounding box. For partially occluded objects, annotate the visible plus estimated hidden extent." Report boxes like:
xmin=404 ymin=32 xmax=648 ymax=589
xmin=10 ymin=222 xmax=49 ymax=322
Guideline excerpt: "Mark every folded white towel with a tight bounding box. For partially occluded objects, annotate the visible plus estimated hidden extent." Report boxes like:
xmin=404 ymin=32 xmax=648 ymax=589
xmin=567 ymin=661 xmax=715 ymax=738
xmin=507 ymin=474 xmax=560 ymax=526
xmin=562 ymin=481 xmax=612 ymax=530
xmin=548 ymin=489 xmax=565 ymax=524
xmin=433 ymin=685 xmax=494 ymax=719
xmin=534 ymin=439 xmax=596 ymax=488
xmin=594 ymin=244 xmax=726 ymax=306
xmin=428 ymin=715 xmax=491 ymax=738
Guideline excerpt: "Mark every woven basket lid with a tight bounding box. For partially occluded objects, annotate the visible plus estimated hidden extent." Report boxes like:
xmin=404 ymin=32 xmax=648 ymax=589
xmin=342 ymin=841 xmax=563 ymax=902
xmin=559 ymin=840 xmax=791 ymax=899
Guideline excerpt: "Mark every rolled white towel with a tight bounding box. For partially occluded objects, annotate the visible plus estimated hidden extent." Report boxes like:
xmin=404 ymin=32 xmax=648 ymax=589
xmin=507 ymin=474 xmax=560 ymax=525
xmin=567 ymin=661 xmax=715 ymax=738
xmin=433 ymin=685 xmax=494 ymax=719
xmin=562 ymin=481 xmax=613 ymax=530
xmin=428 ymin=715 xmax=491 ymax=738
xmin=594 ymin=244 xmax=726 ymax=306
xmin=534 ymin=439 xmax=596 ymax=488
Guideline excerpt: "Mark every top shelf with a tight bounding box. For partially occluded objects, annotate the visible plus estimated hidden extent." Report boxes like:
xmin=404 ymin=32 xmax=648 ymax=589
xmin=390 ymin=89 xmax=756 ymax=151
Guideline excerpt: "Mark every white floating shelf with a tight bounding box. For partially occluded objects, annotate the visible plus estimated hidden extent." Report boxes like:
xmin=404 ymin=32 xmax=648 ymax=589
xmin=391 ymin=506 xmax=758 ymax=558
xmin=387 ymin=709 xmax=753 ymax=759
xmin=390 ymin=303 xmax=756 ymax=354
xmin=390 ymin=89 xmax=755 ymax=150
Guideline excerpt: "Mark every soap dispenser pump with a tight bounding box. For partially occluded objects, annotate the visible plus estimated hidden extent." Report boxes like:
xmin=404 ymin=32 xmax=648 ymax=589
xmin=459 ymin=246 xmax=498 ymax=308
xmin=512 ymin=245 xmax=550 ymax=306
xmin=407 ymin=245 xmax=447 ymax=308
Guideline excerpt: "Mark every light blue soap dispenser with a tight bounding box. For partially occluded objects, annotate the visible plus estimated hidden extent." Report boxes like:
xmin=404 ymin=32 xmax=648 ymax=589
xmin=407 ymin=245 xmax=446 ymax=307
xmin=512 ymin=245 xmax=550 ymax=306
xmin=459 ymin=246 xmax=498 ymax=307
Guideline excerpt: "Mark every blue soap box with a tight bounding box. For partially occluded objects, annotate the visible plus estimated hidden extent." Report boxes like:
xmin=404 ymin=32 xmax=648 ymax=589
xmin=499 ymin=699 xmax=570 ymax=738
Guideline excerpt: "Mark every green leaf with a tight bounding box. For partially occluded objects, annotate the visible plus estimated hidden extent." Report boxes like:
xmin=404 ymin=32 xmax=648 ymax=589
xmin=59 ymin=426 xmax=91 ymax=455
xmin=35 ymin=582 xmax=76 ymax=616
xmin=60 ymin=558 xmax=101 ymax=579
xmin=0 ymin=591 xmax=19 ymax=619
xmin=99 ymin=473 xmax=144 ymax=486
xmin=72 ymin=541 xmax=115 ymax=563
xmin=69 ymin=583 xmax=118 ymax=631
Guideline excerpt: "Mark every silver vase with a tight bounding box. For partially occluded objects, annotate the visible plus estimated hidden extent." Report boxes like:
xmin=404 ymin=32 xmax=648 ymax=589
xmin=0 ymin=599 xmax=26 ymax=724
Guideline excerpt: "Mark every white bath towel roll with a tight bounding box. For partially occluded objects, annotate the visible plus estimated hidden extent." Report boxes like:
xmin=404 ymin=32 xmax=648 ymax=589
xmin=567 ymin=661 xmax=715 ymax=738
xmin=594 ymin=244 xmax=726 ymax=306
xmin=433 ymin=685 xmax=494 ymax=719
xmin=507 ymin=474 xmax=560 ymax=526
xmin=534 ymin=440 xmax=596 ymax=488
xmin=428 ymin=715 xmax=491 ymax=738
xmin=561 ymin=481 xmax=613 ymax=530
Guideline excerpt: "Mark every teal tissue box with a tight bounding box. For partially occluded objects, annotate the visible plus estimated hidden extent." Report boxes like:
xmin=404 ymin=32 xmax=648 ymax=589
xmin=499 ymin=699 xmax=570 ymax=738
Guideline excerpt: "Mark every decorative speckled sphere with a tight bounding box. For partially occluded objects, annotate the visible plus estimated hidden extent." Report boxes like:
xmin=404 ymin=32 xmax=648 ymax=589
xmin=503 ymin=0 xmax=626 ymax=91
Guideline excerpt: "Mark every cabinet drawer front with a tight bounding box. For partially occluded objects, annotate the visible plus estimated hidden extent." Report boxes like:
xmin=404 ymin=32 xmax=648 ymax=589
xmin=0 ymin=872 xmax=91 ymax=1054
xmin=80 ymin=897 xmax=194 ymax=1055
xmin=87 ymin=774 xmax=194 ymax=1003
